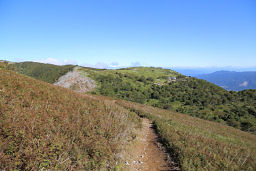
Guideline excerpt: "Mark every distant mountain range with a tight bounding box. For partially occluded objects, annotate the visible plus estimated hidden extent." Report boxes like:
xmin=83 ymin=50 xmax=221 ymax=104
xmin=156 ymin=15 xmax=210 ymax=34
xmin=197 ymin=71 xmax=256 ymax=91
xmin=172 ymin=66 xmax=256 ymax=76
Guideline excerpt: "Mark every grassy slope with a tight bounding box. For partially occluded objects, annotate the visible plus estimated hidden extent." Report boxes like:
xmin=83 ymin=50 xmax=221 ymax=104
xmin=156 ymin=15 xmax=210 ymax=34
xmin=79 ymin=66 xmax=182 ymax=101
xmin=0 ymin=67 xmax=140 ymax=170
xmin=117 ymin=67 xmax=180 ymax=78
xmin=116 ymin=100 xmax=256 ymax=170
xmin=79 ymin=66 xmax=256 ymax=133
xmin=6 ymin=62 xmax=255 ymax=133
xmin=11 ymin=62 xmax=75 ymax=83
xmin=3 ymin=62 xmax=256 ymax=132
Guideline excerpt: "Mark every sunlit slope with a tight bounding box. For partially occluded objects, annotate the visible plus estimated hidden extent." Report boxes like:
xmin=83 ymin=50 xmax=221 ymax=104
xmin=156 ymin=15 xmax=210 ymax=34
xmin=0 ymin=68 xmax=140 ymax=170
xmin=116 ymin=100 xmax=256 ymax=170
xmin=79 ymin=66 xmax=256 ymax=133
xmin=3 ymin=62 xmax=256 ymax=133
xmin=11 ymin=61 xmax=75 ymax=83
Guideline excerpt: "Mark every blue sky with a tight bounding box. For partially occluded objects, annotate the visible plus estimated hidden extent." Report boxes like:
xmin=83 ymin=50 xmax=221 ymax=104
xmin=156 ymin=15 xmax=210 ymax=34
xmin=0 ymin=0 xmax=255 ymax=68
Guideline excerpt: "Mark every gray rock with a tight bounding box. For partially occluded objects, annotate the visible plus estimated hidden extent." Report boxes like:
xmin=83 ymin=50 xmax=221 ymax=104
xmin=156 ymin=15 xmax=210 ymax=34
xmin=54 ymin=67 xmax=96 ymax=93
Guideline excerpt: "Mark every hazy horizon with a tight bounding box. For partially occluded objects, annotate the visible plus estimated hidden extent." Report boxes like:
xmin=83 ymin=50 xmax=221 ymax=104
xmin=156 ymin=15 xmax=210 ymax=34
xmin=2 ymin=59 xmax=256 ymax=76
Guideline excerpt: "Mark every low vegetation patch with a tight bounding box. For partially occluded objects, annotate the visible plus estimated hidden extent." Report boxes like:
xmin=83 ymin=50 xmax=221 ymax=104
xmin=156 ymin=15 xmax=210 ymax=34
xmin=117 ymin=100 xmax=256 ymax=170
xmin=0 ymin=68 xmax=140 ymax=170
xmin=11 ymin=61 xmax=75 ymax=83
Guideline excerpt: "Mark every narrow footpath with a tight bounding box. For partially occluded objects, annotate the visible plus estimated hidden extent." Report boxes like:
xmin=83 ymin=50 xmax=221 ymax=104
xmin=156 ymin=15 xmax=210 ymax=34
xmin=125 ymin=118 xmax=180 ymax=171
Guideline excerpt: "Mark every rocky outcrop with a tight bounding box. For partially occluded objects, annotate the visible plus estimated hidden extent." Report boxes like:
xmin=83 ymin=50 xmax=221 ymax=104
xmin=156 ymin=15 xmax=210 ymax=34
xmin=54 ymin=67 xmax=96 ymax=93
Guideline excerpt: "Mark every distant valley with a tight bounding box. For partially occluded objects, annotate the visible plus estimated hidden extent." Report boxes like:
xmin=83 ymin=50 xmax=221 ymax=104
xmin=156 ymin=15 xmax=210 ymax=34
xmin=197 ymin=71 xmax=256 ymax=91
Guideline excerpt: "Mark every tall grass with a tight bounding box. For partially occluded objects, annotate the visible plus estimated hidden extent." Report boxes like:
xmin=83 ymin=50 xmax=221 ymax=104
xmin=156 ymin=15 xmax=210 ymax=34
xmin=117 ymin=100 xmax=256 ymax=170
xmin=0 ymin=68 xmax=140 ymax=170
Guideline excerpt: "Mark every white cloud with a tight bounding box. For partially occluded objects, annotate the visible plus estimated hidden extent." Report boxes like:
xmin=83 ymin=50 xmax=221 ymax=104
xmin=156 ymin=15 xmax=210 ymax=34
xmin=110 ymin=62 xmax=119 ymax=66
xmin=82 ymin=62 xmax=127 ymax=69
xmin=38 ymin=58 xmax=77 ymax=66
xmin=14 ymin=57 xmax=24 ymax=62
xmin=63 ymin=59 xmax=78 ymax=65
xmin=82 ymin=62 xmax=109 ymax=69
xmin=35 ymin=58 xmax=147 ymax=69
xmin=42 ymin=58 xmax=60 ymax=65
xmin=239 ymin=81 xmax=248 ymax=87
xmin=130 ymin=62 xmax=141 ymax=67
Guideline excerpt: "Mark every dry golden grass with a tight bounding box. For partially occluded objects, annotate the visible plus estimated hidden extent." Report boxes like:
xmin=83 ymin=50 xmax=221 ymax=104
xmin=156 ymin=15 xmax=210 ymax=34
xmin=0 ymin=68 xmax=140 ymax=170
xmin=117 ymin=100 xmax=256 ymax=170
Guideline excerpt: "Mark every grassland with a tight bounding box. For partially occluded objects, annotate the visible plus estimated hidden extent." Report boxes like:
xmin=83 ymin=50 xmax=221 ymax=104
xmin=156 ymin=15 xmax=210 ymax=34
xmin=0 ymin=67 xmax=140 ymax=170
xmin=117 ymin=67 xmax=180 ymax=78
xmin=116 ymin=100 xmax=256 ymax=170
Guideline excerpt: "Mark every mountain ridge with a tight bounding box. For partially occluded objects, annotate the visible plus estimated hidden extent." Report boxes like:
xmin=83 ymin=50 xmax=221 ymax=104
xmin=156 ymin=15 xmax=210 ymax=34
xmin=197 ymin=70 xmax=256 ymax=91
xmin=3 ymin=61 xmax=256 ymax=133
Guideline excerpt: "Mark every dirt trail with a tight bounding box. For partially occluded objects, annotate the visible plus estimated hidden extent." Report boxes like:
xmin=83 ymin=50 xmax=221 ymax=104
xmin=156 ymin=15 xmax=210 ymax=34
xmin=125 ymin=118 xmax=180 ymax=171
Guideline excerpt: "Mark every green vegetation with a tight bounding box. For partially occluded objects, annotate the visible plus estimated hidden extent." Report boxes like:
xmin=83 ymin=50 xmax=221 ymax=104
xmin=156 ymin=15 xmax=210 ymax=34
xmin=11 ymin=62 xmax=75 ymax=83
xmin=79 ymin=67 xmax=256 ymax=133
xmin=0 ymin=68 xmax=140 ymax=170
xmin=3 ymin=62 xmax=256 ymax=133
xmin=117 ymin=100 xmax=256 ymax=170
xmin=80 ymin=66 xmax=182 ymax=104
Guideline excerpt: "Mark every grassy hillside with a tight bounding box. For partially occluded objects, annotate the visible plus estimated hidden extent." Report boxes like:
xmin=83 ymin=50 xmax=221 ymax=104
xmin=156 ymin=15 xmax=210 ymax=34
xmin=3 ymin=62 xmax=256 ymax=133
xmin=78 ymin=67 xmax=256 ymax=133
xmin=79 ymin=66 xmax=182 ymax=104
xmin=116 ymin=100 xmax=256 ymax=170
xmin=0 ymin=67 xmax=140 ymax=170
xmin=11 ymin=62 xmax=75 ymax=83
